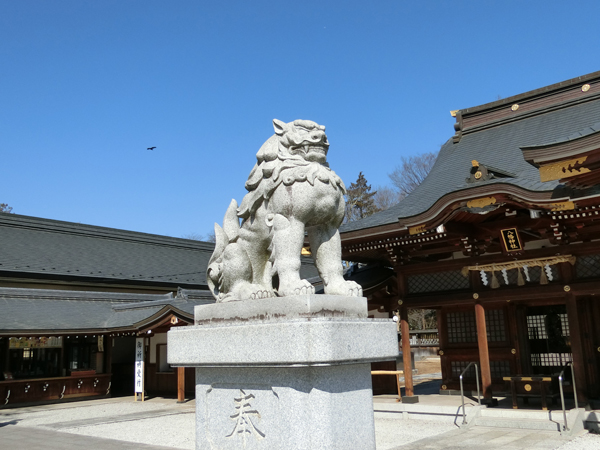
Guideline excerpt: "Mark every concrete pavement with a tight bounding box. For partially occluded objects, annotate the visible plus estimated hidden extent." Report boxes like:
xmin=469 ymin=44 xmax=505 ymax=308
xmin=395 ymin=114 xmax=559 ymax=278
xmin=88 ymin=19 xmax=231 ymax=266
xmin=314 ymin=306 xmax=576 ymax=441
xmin=0 ymin=425 xmax=185 ymax=450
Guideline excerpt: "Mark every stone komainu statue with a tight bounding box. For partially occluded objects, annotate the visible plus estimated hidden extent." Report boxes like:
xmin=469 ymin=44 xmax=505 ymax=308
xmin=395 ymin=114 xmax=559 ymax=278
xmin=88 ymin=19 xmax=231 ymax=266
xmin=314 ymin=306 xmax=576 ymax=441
xmin=207 ymin=119 xmax=362 ymax=301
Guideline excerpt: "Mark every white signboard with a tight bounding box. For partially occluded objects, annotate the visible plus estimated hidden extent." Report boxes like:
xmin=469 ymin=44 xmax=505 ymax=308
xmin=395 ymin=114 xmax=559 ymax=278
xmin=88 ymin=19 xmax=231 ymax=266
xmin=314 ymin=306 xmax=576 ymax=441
xmin=135 ymin=338 xmax=144 ymax=394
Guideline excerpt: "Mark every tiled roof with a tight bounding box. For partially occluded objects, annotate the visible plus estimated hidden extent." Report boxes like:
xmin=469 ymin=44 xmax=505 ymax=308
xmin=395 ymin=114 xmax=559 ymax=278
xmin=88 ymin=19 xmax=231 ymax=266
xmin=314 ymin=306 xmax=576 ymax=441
xmin=0 ymin=287 xmax=214 ymax=333
xmin=0 ymin=213 xmax=321 ymax=287
xmin=521 ymin=120 xmax=600 ymax=150
xmin=341 ymin=95 xmax=600 ymax=233
xmin=0 ymin=213 xmax=213 ymax=287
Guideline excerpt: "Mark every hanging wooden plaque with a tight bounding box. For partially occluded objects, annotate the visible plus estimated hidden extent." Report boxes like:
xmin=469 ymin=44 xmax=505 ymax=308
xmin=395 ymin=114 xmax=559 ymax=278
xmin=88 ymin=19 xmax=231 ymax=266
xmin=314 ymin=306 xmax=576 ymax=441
xmin=500 ymin=228 xmax=523 ymax=252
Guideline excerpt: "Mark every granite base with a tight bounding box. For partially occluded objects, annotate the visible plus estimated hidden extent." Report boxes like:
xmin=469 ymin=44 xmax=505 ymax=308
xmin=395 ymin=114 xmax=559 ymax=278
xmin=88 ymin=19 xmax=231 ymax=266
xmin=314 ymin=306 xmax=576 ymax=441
xmin=168 ymin=295 xmax=398 ymax=450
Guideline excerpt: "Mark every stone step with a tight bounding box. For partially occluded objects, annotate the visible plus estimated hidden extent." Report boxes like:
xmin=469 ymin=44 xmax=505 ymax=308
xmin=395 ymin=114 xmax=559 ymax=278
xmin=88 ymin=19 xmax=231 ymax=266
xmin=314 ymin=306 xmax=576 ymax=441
xmin=479 ymin=408 xmax=565 ymax=421
xmin=373 ymin=401 xmax=481 ymax=423
xmin=474 ymin=415 xmax=564 ymax=432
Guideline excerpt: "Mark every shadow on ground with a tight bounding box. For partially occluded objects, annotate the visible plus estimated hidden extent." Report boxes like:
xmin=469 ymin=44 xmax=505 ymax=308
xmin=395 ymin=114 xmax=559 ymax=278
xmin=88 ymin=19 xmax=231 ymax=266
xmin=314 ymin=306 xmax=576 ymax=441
xmin=0 ymin=419 xmax=20 ymax=427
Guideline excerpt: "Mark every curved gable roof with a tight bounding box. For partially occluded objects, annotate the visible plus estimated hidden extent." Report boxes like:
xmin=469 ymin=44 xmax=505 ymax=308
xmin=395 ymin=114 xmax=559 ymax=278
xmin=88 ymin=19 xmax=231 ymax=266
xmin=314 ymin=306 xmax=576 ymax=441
xmin=342 ymin=87 xmax=600 ymax=234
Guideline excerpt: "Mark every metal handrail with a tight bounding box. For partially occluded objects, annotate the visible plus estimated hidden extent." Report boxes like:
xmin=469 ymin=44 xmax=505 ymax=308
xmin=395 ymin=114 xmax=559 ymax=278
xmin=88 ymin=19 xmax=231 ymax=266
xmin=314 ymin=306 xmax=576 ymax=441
xmin=558 ymin=361 xmax=578 ymax=432
xmin=459 ymin=362 xmax=481 ymax=425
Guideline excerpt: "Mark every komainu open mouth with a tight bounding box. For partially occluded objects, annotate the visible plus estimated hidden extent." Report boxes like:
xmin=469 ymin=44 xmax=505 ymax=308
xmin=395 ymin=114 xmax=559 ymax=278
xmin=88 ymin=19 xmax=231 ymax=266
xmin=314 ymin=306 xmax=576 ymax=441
xmin=292 ymin=144 xmax=328 ymax=162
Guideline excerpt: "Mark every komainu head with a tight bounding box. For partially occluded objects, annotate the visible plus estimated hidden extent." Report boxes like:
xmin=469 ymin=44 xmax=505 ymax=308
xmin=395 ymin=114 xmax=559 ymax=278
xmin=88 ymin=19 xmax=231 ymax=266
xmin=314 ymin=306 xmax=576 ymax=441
xmin=239 ymin=119 xmax=344 ymax=220
xmin=254 ymin=119 xmax=330 ymax=167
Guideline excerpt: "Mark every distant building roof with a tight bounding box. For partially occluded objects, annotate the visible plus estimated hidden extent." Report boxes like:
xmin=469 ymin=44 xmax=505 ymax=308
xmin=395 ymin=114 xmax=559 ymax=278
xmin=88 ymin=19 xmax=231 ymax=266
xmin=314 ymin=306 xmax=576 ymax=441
xmin=0 ymin=213 xmax=213 ymax=288
xmin=0 ymin=212 xmax=321 ymax=290
xmin=0 ymin=286 xmax=215 ymax=335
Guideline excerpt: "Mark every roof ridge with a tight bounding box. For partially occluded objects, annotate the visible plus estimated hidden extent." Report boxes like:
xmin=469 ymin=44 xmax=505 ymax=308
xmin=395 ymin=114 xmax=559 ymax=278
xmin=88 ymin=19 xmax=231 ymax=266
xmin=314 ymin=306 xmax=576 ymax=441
xmin=459 ymin=70 xmax=600 ymax=115
xmin=0 ymin=286 xmax=174 ymax=302
xmin=0 ymin=213 xmax=215 ymax=251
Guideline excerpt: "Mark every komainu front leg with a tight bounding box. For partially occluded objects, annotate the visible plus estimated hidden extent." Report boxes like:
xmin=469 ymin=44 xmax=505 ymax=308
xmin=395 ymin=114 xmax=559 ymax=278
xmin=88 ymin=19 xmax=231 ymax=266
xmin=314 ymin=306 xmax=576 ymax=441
xmin=307 ymin=225 xmax=362 ymax=297
xmin=271 ymin=214 xmax=315 ymax=296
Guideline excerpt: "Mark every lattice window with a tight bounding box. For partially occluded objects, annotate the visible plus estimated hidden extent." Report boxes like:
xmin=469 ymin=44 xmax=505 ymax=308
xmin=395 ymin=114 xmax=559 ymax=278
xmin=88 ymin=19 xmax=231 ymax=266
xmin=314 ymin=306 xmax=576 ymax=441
xmin=447 ymin=312 xmax=477 ymax=343
xmin=576 ymin=254 xmax=600 ymax=279
xmin=451 ymin=360 xmax=510 ymax=380
xmin=407 ymin=271 xmax=469 ymax=294
xmin=486 ymin=309 xmax=506 ymax=342
xmin=490 ymin=361 xmax=511 ymax=378
xmin=531 ymin=353 xmax=572 ymax=367
xmin=560 ymin=314 xmax=570 ymax=337
xmin=527 ymin=315 xmax=547 ymax=339
xmin=447 ymin=309 xmax=506 ymax=343
xmin=451 ymin=361 xmax=477 ymax=380
xmin=527 ymin=313 xmax=569 ymax=339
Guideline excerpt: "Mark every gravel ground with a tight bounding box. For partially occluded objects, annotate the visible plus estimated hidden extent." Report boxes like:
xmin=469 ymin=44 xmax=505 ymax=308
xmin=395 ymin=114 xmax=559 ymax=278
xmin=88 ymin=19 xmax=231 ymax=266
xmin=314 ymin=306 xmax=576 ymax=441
xmin=556 ymin=433 xmax=600 ymax=450
xmin=0 ymin=397 xmax=458 ymax=449
xmin=1 ymin=396 xmax=599 ymax=449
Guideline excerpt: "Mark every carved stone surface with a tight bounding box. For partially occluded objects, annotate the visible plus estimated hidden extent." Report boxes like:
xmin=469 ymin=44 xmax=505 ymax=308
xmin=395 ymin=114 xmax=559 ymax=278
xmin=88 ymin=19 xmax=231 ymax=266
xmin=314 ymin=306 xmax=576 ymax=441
xmin=168 ymin=295 xmax=398 ymax=450
xmin=207 ymin=119 xmax=362 ymax=302
xmin=168 ymin=297 xmax=397 ymax=367
xmin=194 ymin=364 xmax=375 ymax=450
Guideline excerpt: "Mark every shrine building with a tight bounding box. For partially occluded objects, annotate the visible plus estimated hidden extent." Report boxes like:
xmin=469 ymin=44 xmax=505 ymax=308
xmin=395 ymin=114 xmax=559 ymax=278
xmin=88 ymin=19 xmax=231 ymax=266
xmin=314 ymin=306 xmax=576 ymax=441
xmin=0 ymin=212 xmax=321 ymax=405
xmin=340 ymin=70 xmax=600 ymax=405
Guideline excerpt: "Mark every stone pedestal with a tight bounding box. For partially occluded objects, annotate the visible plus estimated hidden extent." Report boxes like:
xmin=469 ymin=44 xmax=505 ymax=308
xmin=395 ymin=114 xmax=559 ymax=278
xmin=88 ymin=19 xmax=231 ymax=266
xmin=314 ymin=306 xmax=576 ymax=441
xmin=168 ymin=295 xmax=398 ymax=450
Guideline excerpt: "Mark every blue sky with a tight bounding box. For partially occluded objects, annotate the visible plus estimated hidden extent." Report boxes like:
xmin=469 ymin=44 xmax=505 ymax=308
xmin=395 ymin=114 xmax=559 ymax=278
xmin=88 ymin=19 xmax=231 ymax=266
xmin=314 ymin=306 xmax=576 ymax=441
xmin=1 ymin=1 xmax=599 ymax=239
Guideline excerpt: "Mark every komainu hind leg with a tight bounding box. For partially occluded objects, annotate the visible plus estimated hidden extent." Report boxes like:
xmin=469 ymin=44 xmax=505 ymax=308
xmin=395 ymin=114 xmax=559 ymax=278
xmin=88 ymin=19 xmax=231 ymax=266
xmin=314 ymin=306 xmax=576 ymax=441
xmin=307 ymin=225 xmax=362 ymax=297
xmin=219 ymin=243 xmax=271 ymax=301
xmin=207 ymin=200 xmax=273 ymax=301
xmin=271 ymin=214 xmax=315 ymax=296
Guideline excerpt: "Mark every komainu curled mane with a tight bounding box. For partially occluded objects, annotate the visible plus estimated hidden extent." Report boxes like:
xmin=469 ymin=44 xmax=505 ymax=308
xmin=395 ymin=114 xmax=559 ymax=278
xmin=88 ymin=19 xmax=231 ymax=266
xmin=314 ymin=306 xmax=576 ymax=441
xmin=207 ymin=119 xmax=362 ymax=301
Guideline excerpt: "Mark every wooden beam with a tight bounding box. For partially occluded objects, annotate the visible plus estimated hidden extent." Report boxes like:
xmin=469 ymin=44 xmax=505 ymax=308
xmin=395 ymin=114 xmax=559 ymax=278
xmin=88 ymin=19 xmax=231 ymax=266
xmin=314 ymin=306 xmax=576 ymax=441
xmin=399 ymin=305 xmax=414 ymax=397
xmin=402 ymin=283 xmax=573 ymax=309
xmin=474 ymin=302 xmax=493 ymax=399
xmin=177 ymin=366 xmax=185 ymax=403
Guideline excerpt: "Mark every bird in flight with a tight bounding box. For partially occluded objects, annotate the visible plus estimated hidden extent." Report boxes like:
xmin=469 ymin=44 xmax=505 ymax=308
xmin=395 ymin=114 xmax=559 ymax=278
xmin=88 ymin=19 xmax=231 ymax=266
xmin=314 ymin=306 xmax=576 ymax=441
xmin=147 ymin=147 xmax=156 ymax=151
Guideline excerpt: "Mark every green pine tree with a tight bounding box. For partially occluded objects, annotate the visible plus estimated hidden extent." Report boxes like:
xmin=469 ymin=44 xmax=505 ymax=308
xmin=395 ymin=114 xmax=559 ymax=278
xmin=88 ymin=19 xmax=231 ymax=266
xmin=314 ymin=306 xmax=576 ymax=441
xmin=344 ymin=172 xmax=379 ymax=222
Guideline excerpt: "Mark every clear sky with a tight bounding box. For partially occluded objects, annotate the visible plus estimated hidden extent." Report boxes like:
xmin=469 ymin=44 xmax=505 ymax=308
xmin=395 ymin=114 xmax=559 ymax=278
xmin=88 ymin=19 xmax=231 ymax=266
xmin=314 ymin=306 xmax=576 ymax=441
xmin=1 ymin=1 xmax=599 ymax=239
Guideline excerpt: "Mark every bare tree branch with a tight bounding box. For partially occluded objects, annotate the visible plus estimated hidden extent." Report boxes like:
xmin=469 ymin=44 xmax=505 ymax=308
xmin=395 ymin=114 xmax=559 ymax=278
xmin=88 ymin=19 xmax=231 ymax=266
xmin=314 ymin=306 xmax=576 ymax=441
xmin=0 ymin=203 xmax=13 ymax=213
xmin=388 ymin=152 xmax=438 ymax=197
xmin=182 ymin=231 xmax=216 ymax=243
xmin=373 ymin=185 xmax=404 ymax=211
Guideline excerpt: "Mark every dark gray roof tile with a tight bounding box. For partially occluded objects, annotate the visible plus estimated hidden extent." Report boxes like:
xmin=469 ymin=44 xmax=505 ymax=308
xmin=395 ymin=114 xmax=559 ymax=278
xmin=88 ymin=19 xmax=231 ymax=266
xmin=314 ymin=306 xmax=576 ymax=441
xmin=0 ymin=287 xmax=212 ymax=333
xmin=341 ymin=98 xmax=600 ymax=233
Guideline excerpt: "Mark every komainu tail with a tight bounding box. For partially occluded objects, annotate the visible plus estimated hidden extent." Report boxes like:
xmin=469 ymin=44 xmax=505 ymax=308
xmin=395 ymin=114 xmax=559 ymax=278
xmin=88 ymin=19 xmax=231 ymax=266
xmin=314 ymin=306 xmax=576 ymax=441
xmin=206 ymin=200 xmax=252 ymax=301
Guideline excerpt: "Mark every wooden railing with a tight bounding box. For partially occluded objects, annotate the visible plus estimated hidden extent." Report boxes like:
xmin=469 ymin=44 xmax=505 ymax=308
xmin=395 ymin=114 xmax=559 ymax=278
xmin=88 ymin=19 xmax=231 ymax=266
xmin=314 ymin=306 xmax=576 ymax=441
xmin=0 ymin=373 xmax=111 ymax=406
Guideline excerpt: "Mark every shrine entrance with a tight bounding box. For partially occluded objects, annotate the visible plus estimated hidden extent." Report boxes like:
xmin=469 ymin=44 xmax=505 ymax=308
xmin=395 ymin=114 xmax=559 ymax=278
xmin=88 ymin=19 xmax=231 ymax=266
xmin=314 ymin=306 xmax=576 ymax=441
xmin=524 ymin=305 xmax=572 ymax=376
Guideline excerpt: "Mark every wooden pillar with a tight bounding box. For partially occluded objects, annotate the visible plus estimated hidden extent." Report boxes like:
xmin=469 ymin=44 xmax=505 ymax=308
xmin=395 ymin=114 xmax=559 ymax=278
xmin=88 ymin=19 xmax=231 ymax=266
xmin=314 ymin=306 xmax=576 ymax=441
xmin=506 ymin=302 xmax=522 ymax=375
xmin=177 ymin=366 xmax=185 ymax=403
xmin=565 ymin=292 xmax=587 ymax=404
xmin=436 ymin=309 xmax=448 ymax=385
xmin=105 ymin=335 xmax=112 ymax=376
xmin=474 ymin=302 xmax=493 ymax=399
xmin=3 ymin=338 xmax=9 ymax=373
xmin=399 ymin=305 xmax=414 ymax=397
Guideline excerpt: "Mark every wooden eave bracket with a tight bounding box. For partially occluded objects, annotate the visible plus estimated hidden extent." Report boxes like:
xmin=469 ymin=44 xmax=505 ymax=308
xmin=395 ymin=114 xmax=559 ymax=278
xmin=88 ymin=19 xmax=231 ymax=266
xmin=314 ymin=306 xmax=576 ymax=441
xmin=134 ymin=307 xmax=193 ymax=333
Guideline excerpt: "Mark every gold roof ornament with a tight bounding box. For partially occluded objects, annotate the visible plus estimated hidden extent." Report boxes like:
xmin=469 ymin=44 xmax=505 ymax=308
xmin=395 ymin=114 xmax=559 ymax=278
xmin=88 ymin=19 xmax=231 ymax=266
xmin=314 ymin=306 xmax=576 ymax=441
xmin=408 ymin=224 xmax=427 ymax=235
xmin=548 ymin=201 xmax=575 ymax=211
xmin=450 ymin=110 xmax=459 ymax=117
xmin=539 ymin=157 xmax=590 ymax=182
xmin=471 ymin=160 xmax=479 ymax=167
xmin=466 ymin=196 xmax=496 ymax=209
